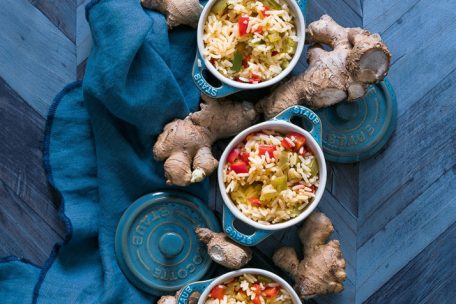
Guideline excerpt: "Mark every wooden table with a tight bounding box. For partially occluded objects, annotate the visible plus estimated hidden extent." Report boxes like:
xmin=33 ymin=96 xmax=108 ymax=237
xmin=1 ymin=0 xmax=455 ymax=303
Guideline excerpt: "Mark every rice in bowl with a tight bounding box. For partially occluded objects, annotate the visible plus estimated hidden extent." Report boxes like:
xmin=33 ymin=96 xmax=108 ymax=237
xmin=203 ymin=0 xmax=298 ymax=83
xmin=205 ymin=273 xmax=293 ymax=304
xmin=223 ymin=129 xmax=319 ymax=224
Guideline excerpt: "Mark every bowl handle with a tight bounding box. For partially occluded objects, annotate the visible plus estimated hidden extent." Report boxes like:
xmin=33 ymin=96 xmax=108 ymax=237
xmin=273 ymin=106 xmax=322 ymax=146
xmin=192 ymin=52 xmax=242 ymax=98
xmin=177 ymin=279 xmax=214 ymax=304
xmin=223 ymin=205 xmax=272 ymax=246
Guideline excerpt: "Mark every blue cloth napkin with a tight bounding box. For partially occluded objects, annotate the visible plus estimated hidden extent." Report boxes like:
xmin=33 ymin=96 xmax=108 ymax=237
xmin=0 ymin=0 xmax=208 ymax=302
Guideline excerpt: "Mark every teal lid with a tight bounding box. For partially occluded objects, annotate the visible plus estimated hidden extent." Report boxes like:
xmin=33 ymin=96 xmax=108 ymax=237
xmin=115 ymin=191 xmax=220 ymax=295
xmin=315 ymin=79 xmax=397 ymax=163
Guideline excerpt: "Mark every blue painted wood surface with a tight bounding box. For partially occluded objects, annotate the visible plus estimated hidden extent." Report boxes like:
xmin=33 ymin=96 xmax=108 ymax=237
xmin=1 ymin=0 xmax=455 ymax=303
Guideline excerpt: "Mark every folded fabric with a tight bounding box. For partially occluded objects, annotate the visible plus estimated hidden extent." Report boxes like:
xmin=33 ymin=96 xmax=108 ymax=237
xmin=0 ymin=0 xmax=208 ymax=302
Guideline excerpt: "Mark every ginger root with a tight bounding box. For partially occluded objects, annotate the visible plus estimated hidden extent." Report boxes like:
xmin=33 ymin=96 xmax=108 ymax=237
xmin=153 ymin=95 xmax=258 ymax=186
xmin=141 ymin=0 xmax=202 ymax=29
xmin=158 ymin=288 xmax=200 ymax=304
xmin=153 ymin=15 xmax=391 ymax=185
xmin=273 ymin=212 xmax=346 ymax=300
xmin=196 ymin=227 xmax=252 ymax=269
xmin=257 ymin=15 xmax=391 ymax=118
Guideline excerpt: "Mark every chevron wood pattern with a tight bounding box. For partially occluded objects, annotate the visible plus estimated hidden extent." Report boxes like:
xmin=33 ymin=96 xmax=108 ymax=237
xmin=1 ymin=0 xmax=455 ymax=303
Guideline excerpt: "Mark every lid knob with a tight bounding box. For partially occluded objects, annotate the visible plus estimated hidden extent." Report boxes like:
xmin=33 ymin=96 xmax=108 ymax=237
xmin=335 ymin=102 xmax=359 ymax=121
xmin=159 ymin=232 xmax=184 ymax=258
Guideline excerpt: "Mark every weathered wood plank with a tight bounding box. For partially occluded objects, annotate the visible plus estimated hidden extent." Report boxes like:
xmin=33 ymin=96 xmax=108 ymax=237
xmin=365 ymin=0 xmax=456 ymax=116
xmin=29 ymin=0 xmax=76 ymax=43
xmin=77 ymin=0 xmax=93 ymax=65
xmin=357 ymin=166 xmax=456 ymax=302
xmin=318 ymin=192 xmax=357 ymax=287
xmin=364 ymin=221 xmax=456 ymax=304
xmin=0 ymin=180 xmax=62 ymax=265
xmin=307 ymin=0 xmax=362 ymax=27
xmin=326 ymin=163 xmax=358 ymax=217
xmin=358 ymin=68 xmax=456 ymax=246
xmin=363 ymin=0 xmax=420 ymax=32
xmin=0 ymin=0 xmax=75 ymax=116
xmin=0 ymin=77 xmax=65 ymax=265
xmin=341 ymin=0 xmax=362 ymax=17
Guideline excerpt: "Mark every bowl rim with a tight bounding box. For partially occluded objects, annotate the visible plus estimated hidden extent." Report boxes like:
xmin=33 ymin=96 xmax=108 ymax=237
xmin=196 ymin=0 xmax=306 ymax=90
xmin=197 ymin=268 xmax=301 ymax=304
xmin=217 ymin=120 xmax=327 ymax=231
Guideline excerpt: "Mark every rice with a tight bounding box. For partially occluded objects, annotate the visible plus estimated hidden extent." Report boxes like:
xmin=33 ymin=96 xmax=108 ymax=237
xmin=204 ymin=274 xmax=293 ymax=304
xmin=223 ymin=129 xmax=319 ymax=224
xmin=203 ymin=0 xmax=298 ymax=83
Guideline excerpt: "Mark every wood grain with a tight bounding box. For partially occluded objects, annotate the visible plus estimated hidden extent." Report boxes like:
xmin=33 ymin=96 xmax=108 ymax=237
xmin=364 ymin=221 xmax=456 ymax=304
xmin=358 ymin=67 xmax=456 ymax=246
xmin=0 ymin=77 xmax=64 ymax=265
xmin=0 ymin=0 xmax=75 ymax=116
xmin=0 ymin=0 xmax=455 ymax=303
xmin=29 ymin=0 xmax=76 ymax=43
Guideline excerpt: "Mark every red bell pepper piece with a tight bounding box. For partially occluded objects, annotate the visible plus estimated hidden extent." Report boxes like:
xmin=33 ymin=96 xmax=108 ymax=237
xmin=209 ymin=285 xmax=225 ymax=300
xmin=252 ymin=283 xmax=262 ymax=295
xmin=227 ymin=148 xmax=241 ymax=163
xmin=238 ymin=15 xmax=249 ymax=36
xmin=259 ymin=6 xmax=270 ymax=18
xmin=242 ymin=54 xmax=251 ymax=68
xmin=281 ymin=138 xmax=293 ymax=151
xmin=241 ymin=152 xmax=250 ymax=163
xmin=248 ymin=197 xmax=262 ymax=207
xmin=287 ymin=132 xmax=306 ymax=151
xmin=253 ymin=296 xmax=261 ymax=304
xmin=263 ymin=287 xmax=279 ymax=298
xmin=254 ymin=26 xmax=263 ymax=33
xmin=230 ymin=160 xmax=249 ymax=173
xmin=258 ymin=145 xmax=276 ymax=157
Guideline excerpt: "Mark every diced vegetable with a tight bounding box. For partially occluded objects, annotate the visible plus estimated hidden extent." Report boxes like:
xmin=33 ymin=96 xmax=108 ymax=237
xmin=248 ymin=197 xmax=262 ymax=207
xmin=272 ymin=175 xmax=287 ymax=192
xmin=278 ymin=151 xmax=289 ymax=173
xmin=263 ymin=0 xmax=281 ymax=10
xmin=254 ymin=26 xmax=263 ymax=33
xmin=259 ymin=6 xmax=270 ymax=18
xmin=236 ymin=42 xmax=247 ymax=53
xmin=227 ymin=147 xmax=241 ymax=163
xmin=287 ymin=132 xmax=306 ymax=150
xmin=253 ymin=296 xmax=261 ymax=304
xmin=241 ymin=152 xmax=250 ymax=163
xmin=230 ymin=160 xmax=249 ymax=173
xmin=264 ymin=287 xmax=280 ymax=298
xmin=259 ymin=145 xmax=276 ymax=157
xmin=260 ymin=191 xmax=278 ymax=202
xmin=309 ymin=158 xmax=319 ymax=176
xmin=212 ymin=0 xmax=227 ymax=16
xmin=209 ymin=285 xmax=225 ymax=300
xmin=268 ymin=32 xmax=281 ymax=43
xmin=257 ymin=275 xmax=273 ymax=283
xmin=232 ymin=52 xmax=243 ymax=72
xmin=238 ymin=15 xmax=249 ymax=36
xmin=281 ymin=138 xmax=293 ymax=151
xmin=252 ymin=283 xmax=262 ymax=295
xmin=249 ymin=73 xmax=262 ymax=84
xmin=285 ymin=37 xmax=298 ymax=54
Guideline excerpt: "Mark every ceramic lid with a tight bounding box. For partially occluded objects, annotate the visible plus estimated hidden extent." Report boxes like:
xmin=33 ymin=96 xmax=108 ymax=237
xmin=115 ymin=191 xmax=220 ymax=295
xmin=314 ymin=79 xmax=397 ymax=163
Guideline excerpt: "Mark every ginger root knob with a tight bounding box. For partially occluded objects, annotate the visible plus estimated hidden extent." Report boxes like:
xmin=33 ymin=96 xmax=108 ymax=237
xmin=273 ymin=212 xmax=347 ymax=300
xmin=196 ymin=227 xmax=252 ymax=269
xmin=141 ymin=0 xmax=202 ymax=29
xmin=153 ymin=95 xmax=258 ymax=186
xmin=257 ymin=14 xmax=391 ymax=118
xmin=158 ymin=288 xmax=200 ymax=304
